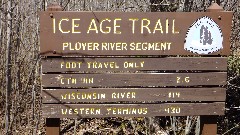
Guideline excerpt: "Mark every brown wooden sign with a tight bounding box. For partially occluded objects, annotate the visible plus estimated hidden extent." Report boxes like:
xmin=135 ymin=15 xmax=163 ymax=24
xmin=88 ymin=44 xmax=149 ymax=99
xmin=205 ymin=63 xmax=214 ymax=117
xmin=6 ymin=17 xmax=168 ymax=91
xmin=42 ymin=57 xmax=227 ymax=73
xmin=42 ymin=88 xmax=226 ymax=103
xmin=42 ymin=73 xmax=226 ymax=88
xmin=40 ymin=3 xmax=232 ymax=135
xmin=40 ymin=12 xmax=233 ymax=56
xmin=40 ymin=4 xmax=232 ymax=122
xmin=42 ymin=103 xmax=225 ymax=118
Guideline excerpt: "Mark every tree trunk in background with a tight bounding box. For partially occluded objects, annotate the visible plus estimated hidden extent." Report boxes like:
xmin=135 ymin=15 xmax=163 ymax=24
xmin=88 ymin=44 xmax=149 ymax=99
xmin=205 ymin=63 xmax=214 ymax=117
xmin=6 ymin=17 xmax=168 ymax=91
xmin=5 ymin=0 xmax=12 ymax=134
xmin=0 ymin=0 xmax=4 ymax=92
xmin=0 ymin=0 xmax=2 ymax=47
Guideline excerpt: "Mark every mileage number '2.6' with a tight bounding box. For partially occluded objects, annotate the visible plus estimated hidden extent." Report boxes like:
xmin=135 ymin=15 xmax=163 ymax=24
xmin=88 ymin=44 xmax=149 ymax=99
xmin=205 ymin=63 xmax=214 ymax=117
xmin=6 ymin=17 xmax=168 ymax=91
xmin=176 ymin=76 xmax=190 ymax=84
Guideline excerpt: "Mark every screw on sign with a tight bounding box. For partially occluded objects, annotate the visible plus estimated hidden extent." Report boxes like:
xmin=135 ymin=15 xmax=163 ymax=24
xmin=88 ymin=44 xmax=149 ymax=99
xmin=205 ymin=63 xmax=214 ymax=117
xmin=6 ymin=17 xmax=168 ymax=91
xmin=40 ymin=2 xmax=233 ymax=135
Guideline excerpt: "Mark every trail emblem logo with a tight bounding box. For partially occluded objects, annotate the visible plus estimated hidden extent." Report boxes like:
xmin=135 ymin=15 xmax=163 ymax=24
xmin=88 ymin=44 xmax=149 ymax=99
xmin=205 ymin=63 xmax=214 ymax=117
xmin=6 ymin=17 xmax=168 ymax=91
xmin=184 ymin=16 xmax=223 ymax=54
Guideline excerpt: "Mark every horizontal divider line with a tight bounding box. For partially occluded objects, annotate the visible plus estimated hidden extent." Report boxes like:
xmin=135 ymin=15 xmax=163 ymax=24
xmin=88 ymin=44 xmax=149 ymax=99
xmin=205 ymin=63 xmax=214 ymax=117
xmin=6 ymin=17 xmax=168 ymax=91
xmin=43 ymin=101 xmax=225 ymax=104
xmin=42 ymin=85 xmax=226 ymax=89
xmin=43 ymin=55 xmax=228 ymax=58
xmin=42 ymin=87 xmax=226 ymax=89
xmin=42 ymin=71 xmax=227 ymax=74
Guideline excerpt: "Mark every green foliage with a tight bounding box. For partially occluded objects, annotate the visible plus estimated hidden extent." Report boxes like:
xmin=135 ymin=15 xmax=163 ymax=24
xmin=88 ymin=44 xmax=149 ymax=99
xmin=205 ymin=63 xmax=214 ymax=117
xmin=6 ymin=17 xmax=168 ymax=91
xmin=228 ymin=55 xmax=240 ymax=74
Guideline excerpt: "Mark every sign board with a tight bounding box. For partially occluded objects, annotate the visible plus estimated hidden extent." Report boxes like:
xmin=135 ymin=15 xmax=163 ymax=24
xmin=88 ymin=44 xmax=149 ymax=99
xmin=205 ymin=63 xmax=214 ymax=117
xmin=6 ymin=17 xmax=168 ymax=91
xmin=42 ymin=73 xmax=226 ymax=87
xmin=42 ymin=88 xmax=226 ymax=103
xmin=40 ymin=10 xmax=232 ymax=118
xmin=41 ymin=60 xmax=227 ymax=118
xmin=42 ymin=103 xmax=225 ymax=118
xmin=42 ymin=57 xmax=227 ymax=72
xmin=40 ymin=12 xmax=233 ymax=56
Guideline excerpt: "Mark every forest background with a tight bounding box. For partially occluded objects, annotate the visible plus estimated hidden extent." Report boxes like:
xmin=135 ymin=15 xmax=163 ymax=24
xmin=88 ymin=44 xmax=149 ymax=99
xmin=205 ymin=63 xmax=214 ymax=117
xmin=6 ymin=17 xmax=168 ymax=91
xmin=0 ymin=0 xmax=240 ymax=134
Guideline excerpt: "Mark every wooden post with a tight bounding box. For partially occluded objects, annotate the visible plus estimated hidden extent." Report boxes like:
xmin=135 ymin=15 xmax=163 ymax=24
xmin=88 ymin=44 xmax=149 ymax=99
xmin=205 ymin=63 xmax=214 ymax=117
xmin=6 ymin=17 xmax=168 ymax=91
xmin=206 ymin=2 xmax=224 ymax=12
xmin=199 ymin=2 xmax=224 ymax=135
xmin=46 ymin=118 xmax=60 ymax=135
xmin=47 ymin=2 xmax=62 ymax=11
xmin=200 ymin=116 xmax=217 ymax=135
xmin=45 ymin=3 xmax=61 ymax=135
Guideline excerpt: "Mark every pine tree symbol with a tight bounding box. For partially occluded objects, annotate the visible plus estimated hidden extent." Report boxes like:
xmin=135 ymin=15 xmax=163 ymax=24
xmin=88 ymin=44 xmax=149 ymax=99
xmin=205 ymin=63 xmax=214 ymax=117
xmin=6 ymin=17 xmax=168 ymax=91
xmin=200 ymin=25 xmax=213 ymax=45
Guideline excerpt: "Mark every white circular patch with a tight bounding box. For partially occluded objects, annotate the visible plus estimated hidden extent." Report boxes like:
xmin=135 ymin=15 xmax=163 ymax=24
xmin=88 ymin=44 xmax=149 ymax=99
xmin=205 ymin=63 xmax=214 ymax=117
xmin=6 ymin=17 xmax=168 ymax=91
xmin=184 ymin=16 xmax=223 ymax=54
